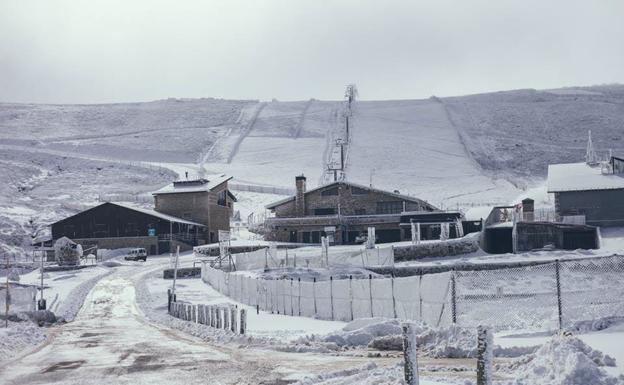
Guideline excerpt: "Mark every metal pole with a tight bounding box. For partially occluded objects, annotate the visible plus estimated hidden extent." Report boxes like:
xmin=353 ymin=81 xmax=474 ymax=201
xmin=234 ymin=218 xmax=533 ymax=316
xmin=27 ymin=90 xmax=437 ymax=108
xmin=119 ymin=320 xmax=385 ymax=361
xmin=476 ymin=326 xmax=493 ymax=385
xmin=402 ymin=322 xmax=419 ymax=385
xmin=369 ymin=274 xmax=374 ymax=318
xmin=451 ymin=271 xmax=457 ymax=324
xmin=330 ymin=276 xmax=334 ymax=321
xmin=172 ymin=246 xmax=180 ymax=296
xmin=555 ymin=260 xmax=563 ymax=330
xmin=391 ymin=273 xmax=397 ymax=319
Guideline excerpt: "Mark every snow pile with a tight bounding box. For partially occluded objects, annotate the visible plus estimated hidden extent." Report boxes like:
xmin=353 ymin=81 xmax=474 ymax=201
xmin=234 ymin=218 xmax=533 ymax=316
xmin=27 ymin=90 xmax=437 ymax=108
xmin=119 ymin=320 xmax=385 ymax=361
xmin=321 ymin=318 xmax=402 ymax=347
xmin=305 ymin=318 xmax=537 ymax=359
xmin=570 ymin=316 xmax=624 ymax=333
xmin=294 ymin=362 xmax=404 ymax=385
xmin=512 ymin=335 xmax=623 ymax=385
xmin=0 ymin=321 xmax=48 ymax=363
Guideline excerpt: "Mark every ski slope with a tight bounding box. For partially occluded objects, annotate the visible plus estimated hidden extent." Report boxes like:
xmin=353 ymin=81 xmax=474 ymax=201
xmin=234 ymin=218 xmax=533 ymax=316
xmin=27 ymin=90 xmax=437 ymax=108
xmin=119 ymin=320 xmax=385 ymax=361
xmin=345 ymin=99 xmax=520 ymax=208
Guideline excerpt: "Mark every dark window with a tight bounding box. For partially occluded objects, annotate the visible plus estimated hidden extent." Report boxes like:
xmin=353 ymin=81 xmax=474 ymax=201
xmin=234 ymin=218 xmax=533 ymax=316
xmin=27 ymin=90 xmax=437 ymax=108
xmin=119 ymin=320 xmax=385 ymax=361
xmin=314 ymin=208 xmax=336 ymax=215
xmin=302 ymin=232 xmax=311 ymax=243
xmin=217 ymin=190 xmax=227 ymax=206
xmin=320 ymin=187 xmax=339 ymax=196
xmin=376 ymin=201 xmax=403 ymax=214
xmin=355 ymin=209 xmax=366 ymax=215
xmin=311 ymin=231 xmax=321 ymax=243
xmin=352 ymin=186 xmax=369 ymax=195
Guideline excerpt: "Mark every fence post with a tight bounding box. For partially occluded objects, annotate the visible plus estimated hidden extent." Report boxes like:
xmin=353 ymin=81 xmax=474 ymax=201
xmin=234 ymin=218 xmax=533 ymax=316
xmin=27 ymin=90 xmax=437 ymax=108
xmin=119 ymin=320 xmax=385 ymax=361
xmin=349 ymin=275 xmax=354 ymax=321
xmin=369 ymin=274 xmax=374 ymax=318
xmin=210 ymin=306 xmax=215 ymax=327
xmin=330 ymin=276 xmax=335 ymax=321
xmin=230 ymin=307 xmax=237 ymax=333
xmin=418 ymin=274 xmax=423 ymax=321
xmin=216 ymin=307 xmax=222 ymax=329
xmin=298 ymin=278 xmax=302 ymax=316
xmin=240 ymin=309 xmax=247 ymax=335
xmin=451 ymin=271 xmax=457 ymax=324
xmin=290 ymin=278 xmax=294 ymax=316
xmin=391 ymin=273 xmax=397 ymax=319
xmin=223 ymin=306 xmax=230 ymax=330
xmin=555 ymin=260 xmax=563 ymax=330
xmin=402 ymin=322 xmax=419 ymax=385
xmin=313 ymin=277 xmax=318 ymax=316
xmin=476 ymin=325 xmax=493 ymax=385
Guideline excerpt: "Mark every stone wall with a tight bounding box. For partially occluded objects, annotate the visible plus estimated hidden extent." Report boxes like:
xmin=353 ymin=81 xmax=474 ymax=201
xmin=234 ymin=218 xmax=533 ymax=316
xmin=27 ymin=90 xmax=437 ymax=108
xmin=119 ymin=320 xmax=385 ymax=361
xmin=393 ymin=236 xmax=480 ymax=261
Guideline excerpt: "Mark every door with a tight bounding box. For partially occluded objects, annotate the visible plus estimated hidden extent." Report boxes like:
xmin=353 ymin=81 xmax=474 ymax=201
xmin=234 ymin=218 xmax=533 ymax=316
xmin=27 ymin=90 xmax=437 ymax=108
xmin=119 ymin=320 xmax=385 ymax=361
xmin=289 ymin=231 xmax=298 ymax=243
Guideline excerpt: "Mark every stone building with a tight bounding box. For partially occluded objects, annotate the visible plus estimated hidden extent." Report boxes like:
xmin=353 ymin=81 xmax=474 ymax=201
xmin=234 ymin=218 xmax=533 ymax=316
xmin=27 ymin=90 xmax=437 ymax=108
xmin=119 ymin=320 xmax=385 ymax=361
xmin=153 ymin=175 xmax=236 ymax=243
xmin=50 ymin=175 xmax=236 ymax=254
xmin=265 ymin=176 xmax=458 ymax=244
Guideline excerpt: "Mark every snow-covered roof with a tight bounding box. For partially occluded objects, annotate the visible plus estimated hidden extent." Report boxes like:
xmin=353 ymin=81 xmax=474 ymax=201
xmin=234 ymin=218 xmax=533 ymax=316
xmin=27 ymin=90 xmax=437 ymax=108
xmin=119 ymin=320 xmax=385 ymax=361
xmin=112 ymin=202 xmax=205 ymax=227
xmin=152 ymin=174 xmax=232 ymax=195
xmin=266 ymin=180 xmax=437 ymax=210
xmin=547 ymin=162 xmax=624 ymax=193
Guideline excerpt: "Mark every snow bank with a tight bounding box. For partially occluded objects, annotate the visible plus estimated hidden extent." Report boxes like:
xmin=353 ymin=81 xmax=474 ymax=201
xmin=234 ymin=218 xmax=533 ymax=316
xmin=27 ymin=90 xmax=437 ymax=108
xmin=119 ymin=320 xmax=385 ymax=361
xmin=0 ymin=321 xmax=48 ymax=363
xmin=294 ymin=362 xmax=405 ymax=385
xmin=306 ymin=318 xmax=537 ymax=359
xmin=511 ymin=335 xmax=623 ymax=385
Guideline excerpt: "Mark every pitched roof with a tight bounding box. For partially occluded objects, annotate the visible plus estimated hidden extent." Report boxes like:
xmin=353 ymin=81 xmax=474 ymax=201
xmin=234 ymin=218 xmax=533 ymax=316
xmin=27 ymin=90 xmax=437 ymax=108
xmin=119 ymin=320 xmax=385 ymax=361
xmin=112 ymin=202 xmax=206 ymax=226
xmin=547 ymin=162 xmax=624 ymax=193
xmin=153 ymin=174 xmax=232 ymax=195
xmin=265 ymin=180 xmax=437 ymax=210
xmin=51 ymin=202 xmax=205 ymax=227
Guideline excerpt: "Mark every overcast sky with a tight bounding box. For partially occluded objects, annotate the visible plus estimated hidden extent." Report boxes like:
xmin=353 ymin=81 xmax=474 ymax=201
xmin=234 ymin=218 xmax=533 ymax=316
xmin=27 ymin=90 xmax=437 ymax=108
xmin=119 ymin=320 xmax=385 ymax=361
xmin=1 ymin=0 xmax=623 ymax=104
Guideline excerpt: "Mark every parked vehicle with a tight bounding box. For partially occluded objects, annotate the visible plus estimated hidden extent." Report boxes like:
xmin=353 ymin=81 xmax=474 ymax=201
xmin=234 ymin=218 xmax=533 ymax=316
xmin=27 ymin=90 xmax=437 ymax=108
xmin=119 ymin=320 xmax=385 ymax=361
xmin=124 ymin=248 xmax=147 ymax=261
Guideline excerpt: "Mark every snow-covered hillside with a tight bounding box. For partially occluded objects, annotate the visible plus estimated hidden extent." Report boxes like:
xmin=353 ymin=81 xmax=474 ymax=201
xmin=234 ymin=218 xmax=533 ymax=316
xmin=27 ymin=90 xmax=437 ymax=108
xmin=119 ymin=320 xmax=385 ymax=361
xmin=2 ymin=85 xmax=624 ymax=254
xmin=442 ymin=85 xmax=624 ymax=181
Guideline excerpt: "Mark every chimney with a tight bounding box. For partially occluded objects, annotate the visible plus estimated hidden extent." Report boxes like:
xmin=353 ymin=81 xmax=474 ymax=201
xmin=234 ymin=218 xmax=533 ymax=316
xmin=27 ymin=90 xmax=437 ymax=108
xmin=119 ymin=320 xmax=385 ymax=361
xmin=522 ymin=198 xmax=534 ymax=222
xmin=295 ymin=175 xmax=306 ymax=216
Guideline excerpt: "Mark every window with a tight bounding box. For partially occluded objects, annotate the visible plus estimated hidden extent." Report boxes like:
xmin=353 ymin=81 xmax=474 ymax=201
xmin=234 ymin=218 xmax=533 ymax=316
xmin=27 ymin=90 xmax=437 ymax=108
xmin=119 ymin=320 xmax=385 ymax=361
xmin=320 ymin=187 xmax=339 ymax=196
xmin=352 ymin=186 xmax=369 ymax=195
xmin=217 ymin=190 xmax=227 ymax=206
xmin=376 ymin=201 xmax=403 ymax=214
xmin=314 ymin=208 xmax=336 ymax=215
xmin=355 ymin=209 xmax=366 ymax=215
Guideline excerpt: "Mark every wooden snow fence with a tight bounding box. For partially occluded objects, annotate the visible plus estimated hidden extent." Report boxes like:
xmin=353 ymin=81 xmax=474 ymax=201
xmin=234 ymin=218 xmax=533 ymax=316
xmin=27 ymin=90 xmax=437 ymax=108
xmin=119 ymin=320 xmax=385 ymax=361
xmin=168 ymin=301 xmax=246 ymax=335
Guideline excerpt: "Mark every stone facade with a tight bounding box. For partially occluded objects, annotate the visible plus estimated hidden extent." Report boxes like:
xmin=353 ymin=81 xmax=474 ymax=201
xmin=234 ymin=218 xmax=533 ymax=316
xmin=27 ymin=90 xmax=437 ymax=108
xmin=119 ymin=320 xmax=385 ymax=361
xmin=154 ymin=181 xmax=235 ymax=242
xmin=266 ymin=177 xmax=439 ymax=245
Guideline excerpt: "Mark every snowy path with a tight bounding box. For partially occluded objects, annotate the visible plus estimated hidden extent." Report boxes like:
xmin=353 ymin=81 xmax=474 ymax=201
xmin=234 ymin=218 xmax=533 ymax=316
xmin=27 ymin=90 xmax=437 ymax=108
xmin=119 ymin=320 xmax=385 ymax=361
xmin=0 ymin=264 xmax=399 ymax=385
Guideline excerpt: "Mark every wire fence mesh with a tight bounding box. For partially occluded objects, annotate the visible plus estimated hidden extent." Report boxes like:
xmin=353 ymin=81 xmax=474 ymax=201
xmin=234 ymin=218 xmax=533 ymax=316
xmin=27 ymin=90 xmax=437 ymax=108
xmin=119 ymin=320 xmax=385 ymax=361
xmin=202 ymin=255 xmax=624 ymax=330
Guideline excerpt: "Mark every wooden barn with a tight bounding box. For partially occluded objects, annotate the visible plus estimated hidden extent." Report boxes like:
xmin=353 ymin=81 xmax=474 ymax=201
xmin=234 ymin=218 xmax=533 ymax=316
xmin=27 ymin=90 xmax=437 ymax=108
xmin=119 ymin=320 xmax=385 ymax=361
xmin=50 ymin=175 xmax=236 ymax=254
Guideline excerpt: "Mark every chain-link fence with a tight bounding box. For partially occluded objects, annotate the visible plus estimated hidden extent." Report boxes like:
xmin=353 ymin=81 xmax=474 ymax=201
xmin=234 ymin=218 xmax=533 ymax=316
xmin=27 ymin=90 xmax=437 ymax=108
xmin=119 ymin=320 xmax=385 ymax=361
xmin=454 ymin=255 xmax=624 ymax=331
xmin=203 ymin=255 xmax=624 ymax=331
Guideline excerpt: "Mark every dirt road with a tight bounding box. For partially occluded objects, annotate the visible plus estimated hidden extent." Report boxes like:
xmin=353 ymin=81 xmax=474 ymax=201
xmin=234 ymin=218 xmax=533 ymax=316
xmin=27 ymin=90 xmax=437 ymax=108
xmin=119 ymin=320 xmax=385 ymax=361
xmin=0 ymin=266 xmax=399 ymax=385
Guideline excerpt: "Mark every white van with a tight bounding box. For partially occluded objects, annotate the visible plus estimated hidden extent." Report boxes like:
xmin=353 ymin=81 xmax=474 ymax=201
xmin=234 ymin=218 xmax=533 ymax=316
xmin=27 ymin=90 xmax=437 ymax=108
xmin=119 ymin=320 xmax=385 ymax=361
xmin=124 ymin=248 xmax=147 ymax=261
